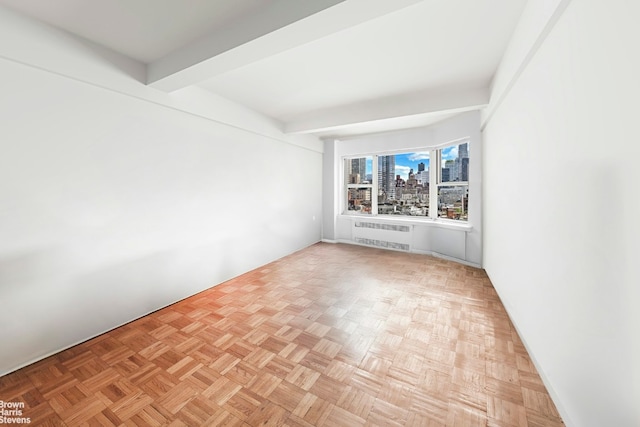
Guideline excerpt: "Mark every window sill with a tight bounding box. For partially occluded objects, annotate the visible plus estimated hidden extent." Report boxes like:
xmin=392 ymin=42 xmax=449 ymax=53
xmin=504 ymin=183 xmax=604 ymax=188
xmin=339 ymin=214 xmax=473 ymax=232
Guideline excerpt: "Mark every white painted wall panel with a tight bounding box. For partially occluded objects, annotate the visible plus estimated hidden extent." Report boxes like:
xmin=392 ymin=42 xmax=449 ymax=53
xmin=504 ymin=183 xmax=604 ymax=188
xmin=483 ymin=1 xmax=640 ymax=425
xmin=411 ymin=225 xmax=433 ymax=253
xmin=0 ymin=47 xmax=322 ymax=376
xmin=430 ymin=228 xmax=465 ymax=261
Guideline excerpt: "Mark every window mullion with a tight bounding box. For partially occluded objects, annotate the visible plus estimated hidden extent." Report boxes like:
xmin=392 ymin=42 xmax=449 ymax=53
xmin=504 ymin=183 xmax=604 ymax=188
xmin=429 ymin=149 xmax=438 ymax=220
xmin=372 ymin=155 xmax=379 ymax=216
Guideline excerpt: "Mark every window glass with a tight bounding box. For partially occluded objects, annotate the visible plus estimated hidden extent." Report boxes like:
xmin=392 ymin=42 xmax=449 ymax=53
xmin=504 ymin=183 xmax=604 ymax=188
xmin=437 ymin=185 xmax=468 ymax=220
xmin=344 ymin=157 xmax=372 ymax=185
xmin=440 ymin=143 xmax=469 ymax=182
xmin=377 ymin=153 xmax=429 ymax=217
xmin=341 ymin=141 xmax=469 ymax=221
xmin=436 ymin=142 xmax=469 ymax=221
xmin=347 ymin=187 xmax=372 ymax=214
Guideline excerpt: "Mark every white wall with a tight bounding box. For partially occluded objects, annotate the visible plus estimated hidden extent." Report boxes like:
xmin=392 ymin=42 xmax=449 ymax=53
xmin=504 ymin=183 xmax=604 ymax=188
xmin=0 ymin=7 xmax=323 ymax=376
xmin=322 ymin=111 xmax=482 ymax=266
xmin=482 ymin=1 xmax=640 ymax=426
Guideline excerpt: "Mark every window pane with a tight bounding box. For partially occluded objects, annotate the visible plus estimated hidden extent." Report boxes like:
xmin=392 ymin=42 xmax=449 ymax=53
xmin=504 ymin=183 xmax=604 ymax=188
xmin=377 ymin=152 xmax=429 ymax=216
xmin=347 ymin=187 xmax=372 ymax=214
xmin=344 ymin=157 xmax=372 ymax=185
xmin=440 ymin=142 xmax=469 ymax=182
xmin=437 ymin=185 xmax=468 ymax=221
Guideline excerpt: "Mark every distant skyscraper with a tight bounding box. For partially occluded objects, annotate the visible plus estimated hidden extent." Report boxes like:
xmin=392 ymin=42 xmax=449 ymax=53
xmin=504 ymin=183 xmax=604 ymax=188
xmin=459 ymin=143 xmax=468 ymax=159
xmin=459 ymin=143 xmax=469 ymax=181
xmin=417 ymin=169 xmax=429 ymax=184
xmin=442 ymin=168 xmax=450 ymax=182
xmin=351 ymin=158 xmax=367 ymax=183
xmin=461 ymin=157 xmax=469 ymax=182
xmin=418 ymin=162 xmax=425 ymax=172
xmin=378 ymin=155 xmax=395 ymax=200
xmin=445 ymin=159 xmax=457 ymax=181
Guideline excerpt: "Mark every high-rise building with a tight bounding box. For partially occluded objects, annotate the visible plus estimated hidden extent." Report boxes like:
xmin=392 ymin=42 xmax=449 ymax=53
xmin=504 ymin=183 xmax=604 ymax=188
xmin=378 ymin=155 xmax=395 ymax=200
xmin=445 ymin=159 xmax=457 ymax=181
xmin=406 ymin=169 xmax=417 ymax=188
xmin=395 ymin=174 xmax=405 ymax=200
xmin=459 ymin=143 xmax=468 ymax=159
xmin=418 ymin=162 xmax=425 ymax=172
xmin=417 ymin=169 xmax=429 ymax=184
xmin=441 ymin=168 xmax=450 ymax=182
xmin=461 ymin=157 xmax=469 ymax=182
xmin=351 ymin=158 xmax=367 ymax=183
xmin=459 ymin=143 xmax=469 ymax=181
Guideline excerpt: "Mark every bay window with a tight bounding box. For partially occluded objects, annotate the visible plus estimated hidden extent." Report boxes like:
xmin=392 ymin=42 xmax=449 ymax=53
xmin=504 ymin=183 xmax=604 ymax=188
xmin=342 ymin=140 xmax=469 ymax=222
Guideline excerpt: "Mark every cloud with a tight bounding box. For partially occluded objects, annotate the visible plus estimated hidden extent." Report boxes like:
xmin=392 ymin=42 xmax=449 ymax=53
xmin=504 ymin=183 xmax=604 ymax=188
xmin=442 ymin=146 xmax=458 ymax=160
xmin=408 ymin=152 xmax=430 ymax=161
xmin=395 ymin=165 xmax=411 ymax=179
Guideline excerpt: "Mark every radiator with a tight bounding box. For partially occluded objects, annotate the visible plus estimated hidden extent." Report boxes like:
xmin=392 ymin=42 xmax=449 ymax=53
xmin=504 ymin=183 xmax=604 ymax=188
xmin=352 ymin=221 xmax=412 ymax=251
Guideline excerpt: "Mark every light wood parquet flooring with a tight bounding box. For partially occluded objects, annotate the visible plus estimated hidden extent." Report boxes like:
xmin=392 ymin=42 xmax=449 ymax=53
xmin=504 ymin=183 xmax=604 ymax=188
xmin=0 ymin=243 xmax=564 ymax=426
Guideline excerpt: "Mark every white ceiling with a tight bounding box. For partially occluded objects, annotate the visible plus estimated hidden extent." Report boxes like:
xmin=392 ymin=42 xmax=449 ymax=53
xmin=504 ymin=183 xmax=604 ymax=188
xmin=0 ymin=0 xmax=527 ymax=138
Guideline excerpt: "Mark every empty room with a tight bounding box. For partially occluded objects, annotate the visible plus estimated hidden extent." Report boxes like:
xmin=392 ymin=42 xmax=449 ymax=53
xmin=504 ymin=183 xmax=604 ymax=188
xmin=0 ymin=1 xmax=637 ymax=426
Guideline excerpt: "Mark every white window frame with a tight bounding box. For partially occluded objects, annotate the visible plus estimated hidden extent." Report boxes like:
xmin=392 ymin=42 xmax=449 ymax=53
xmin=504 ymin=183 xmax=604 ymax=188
xmin=433 ymin=142 xmax=469 ymax=221
xmin=343 ymin=156 xmax=376 ymax=215
xmin=341 ymin=139 xmax=469 ymax=222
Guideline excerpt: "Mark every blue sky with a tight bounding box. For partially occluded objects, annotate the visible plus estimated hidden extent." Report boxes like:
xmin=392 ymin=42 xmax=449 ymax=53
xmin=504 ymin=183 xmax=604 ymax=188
xmin=394 ymin=152 xmax=430 ymax=180
xmin=394 ymin=146 xmax=459 ymax=179
xmin=363 ymin=146 xmax=460 ymax=180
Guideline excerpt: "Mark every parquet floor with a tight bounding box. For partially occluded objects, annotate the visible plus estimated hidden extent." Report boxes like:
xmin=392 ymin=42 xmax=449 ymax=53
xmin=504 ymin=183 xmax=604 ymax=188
xmin=0 ymin=243 xmax=564 ymax=426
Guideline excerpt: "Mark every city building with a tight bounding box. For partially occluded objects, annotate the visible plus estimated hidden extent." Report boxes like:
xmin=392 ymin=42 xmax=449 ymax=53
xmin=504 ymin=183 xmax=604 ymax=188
xmin=459 ymin=142 xmax=469 ymax=159
xmin=377 ymin=155 xmax=396 ymax=201
xmin=350 ymin=158 xmax=367 ymax=183
xmin=0 ymin=2 xmax=636 ymax=427
xmin=441 ymin=167 xmax=450 ymax=182
xmin=416 ymin=169 xmax=429 ymax=184
xmin=461 ymin=156 xmax=469 ymax=181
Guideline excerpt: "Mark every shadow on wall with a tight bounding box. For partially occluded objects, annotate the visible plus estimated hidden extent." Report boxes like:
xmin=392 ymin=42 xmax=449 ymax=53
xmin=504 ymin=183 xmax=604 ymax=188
xmin=0 ymin=4 xmax=146 ymax=84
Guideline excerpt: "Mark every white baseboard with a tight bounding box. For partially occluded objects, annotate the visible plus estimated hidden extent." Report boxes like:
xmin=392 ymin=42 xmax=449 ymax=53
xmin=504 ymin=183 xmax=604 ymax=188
xmin=334 ymin=240 xmax=481 ymax=268
xmin=429 ymin=251 xmax=481 ymax=268
xmin=321 ymin=239 xmax=338 ymax=244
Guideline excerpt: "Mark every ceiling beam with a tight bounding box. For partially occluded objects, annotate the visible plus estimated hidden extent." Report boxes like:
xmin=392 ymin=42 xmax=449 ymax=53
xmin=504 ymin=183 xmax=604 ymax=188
xmin=147 ymin=0 xmax=423 ymax=92
xmin=284 ymin=86 xmax=490 ymax=135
